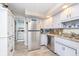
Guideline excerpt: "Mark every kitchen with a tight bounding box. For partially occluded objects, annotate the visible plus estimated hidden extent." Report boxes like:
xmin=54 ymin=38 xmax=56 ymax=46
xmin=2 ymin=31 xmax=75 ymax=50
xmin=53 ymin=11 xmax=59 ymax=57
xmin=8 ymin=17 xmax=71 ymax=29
xmin=0 ymin=3 xmax=79 ymax=56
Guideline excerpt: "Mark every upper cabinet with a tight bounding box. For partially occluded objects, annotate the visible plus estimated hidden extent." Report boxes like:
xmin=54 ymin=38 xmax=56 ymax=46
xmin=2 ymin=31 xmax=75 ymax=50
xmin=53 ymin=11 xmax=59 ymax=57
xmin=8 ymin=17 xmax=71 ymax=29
xmin=39 ymin=20 xmax=45 ymax=29
xmin=71 ymin=4 xmax=79 ymax=18
xmin=52 ymin=14 xmax=63 ymax=28
xmin=0 ymin=7 xmax=15 ymax=37
xmin=41 ymin=17 xmax=53 ymax=29
xmin=60 ymin=4 xmax=79 ymax=22
xmin=60 ymin=8 xmax=69 ymax=22
xmin=42 ymin=4 xmax=79 ymax=29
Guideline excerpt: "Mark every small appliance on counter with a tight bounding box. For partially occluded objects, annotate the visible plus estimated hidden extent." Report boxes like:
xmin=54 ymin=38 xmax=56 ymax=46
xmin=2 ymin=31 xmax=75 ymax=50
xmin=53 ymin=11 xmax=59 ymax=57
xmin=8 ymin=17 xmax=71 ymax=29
xmin=40 ymin=29 xmax=50 ymax=34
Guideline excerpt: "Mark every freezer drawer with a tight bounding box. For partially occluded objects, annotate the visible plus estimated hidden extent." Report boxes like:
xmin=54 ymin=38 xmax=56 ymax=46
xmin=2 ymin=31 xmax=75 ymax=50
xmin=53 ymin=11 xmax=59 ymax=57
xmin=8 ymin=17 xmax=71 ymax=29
xmin=28 ymin=31 xmax=40 ymax=51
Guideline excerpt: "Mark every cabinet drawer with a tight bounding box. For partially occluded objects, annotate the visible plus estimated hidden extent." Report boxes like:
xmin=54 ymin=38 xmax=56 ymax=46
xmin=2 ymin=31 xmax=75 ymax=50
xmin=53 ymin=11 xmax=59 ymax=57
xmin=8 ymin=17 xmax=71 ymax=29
xmin=55 ymin=41 xmax=77 ymax=56
xmin=55 ymin=41 xmax=65 ymax=55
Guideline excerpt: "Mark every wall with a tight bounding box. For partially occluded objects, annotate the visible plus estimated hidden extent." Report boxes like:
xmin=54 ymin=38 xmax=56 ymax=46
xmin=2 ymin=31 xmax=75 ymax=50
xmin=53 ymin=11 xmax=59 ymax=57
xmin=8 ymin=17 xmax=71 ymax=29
xmin=43 ymin=17 xmax=53 ymax=29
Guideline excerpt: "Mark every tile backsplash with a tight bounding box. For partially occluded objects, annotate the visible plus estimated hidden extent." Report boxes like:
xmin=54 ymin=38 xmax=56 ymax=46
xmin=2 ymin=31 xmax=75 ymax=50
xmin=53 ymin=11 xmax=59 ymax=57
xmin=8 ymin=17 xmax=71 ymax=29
xmin=63 ymin=29 xmax=79 ymax=34
xmin=62 ymin=19 xmax=79 ymax=28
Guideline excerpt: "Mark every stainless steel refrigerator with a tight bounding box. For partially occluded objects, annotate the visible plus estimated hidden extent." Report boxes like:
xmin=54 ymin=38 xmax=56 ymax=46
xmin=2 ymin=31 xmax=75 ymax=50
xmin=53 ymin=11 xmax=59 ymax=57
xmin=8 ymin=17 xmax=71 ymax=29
xmin=27 ymin=20 xmax=41 ymax=51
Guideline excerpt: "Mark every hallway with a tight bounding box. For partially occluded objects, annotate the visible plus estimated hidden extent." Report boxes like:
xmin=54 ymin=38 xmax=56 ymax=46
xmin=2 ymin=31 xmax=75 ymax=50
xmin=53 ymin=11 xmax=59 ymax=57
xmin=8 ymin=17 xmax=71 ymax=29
xmin=14 ymin=42 xmax=57 ymax=56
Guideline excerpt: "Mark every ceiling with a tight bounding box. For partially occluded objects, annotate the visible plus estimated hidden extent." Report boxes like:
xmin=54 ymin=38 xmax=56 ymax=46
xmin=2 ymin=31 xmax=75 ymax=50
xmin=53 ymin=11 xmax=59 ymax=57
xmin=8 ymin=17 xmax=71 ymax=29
xmin=7 ymin=3 xmax=63 ymax=18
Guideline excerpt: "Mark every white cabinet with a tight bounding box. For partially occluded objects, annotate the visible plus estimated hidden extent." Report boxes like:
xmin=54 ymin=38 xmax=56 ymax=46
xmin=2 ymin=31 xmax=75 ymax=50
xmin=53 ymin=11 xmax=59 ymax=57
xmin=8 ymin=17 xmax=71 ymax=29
xmin=43 ymin=20 xmax=48 ymax=29
xmin=52 ymin=14 xmax=63 ymax=28
xmin=60 ymin=7 xmax=71 ymax=22
xmin=55 ymin=41 xmax=77 ymax=56
xmin=52 ymin=22 xmax=63 ymax=28
xmin=40 ymin=34 xmax=47 ymax=46
xmin=64 ymin=45 xmax=76 ymax=56
xmin=0 ymin=7 xmax=15 ymax=56
xmin=8 ymin=10 xmax=15 ymax=36
xmin=54 ymin=37 xmax=78 ymax=56
xmin=40 ymin=20 xmax=45 ymax=28
xmin=0 ymin=7 xmax=7 ymax=37
xmin=0 ymin=38 xmax=7 ymax=56
xmin=71 ymin=4 xmax=79 ymax=18
xmin=42 ymin=17 xmax=53 ymax=29
xmin=55 ymin=41 xmax=65 ymax=56
xmin=60 ymin=10 xmax=67 ymax=22
xmin=60 ymin=4 xmax=79 ymax=22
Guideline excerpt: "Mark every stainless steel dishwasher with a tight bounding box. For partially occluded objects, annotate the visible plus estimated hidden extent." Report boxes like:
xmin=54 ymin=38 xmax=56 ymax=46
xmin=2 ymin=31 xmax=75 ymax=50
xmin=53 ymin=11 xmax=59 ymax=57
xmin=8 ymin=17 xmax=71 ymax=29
xmin=51 ymin=36 xmax=54 ymax=52
xmin=47 ymin=35 xmax=54 ymax=52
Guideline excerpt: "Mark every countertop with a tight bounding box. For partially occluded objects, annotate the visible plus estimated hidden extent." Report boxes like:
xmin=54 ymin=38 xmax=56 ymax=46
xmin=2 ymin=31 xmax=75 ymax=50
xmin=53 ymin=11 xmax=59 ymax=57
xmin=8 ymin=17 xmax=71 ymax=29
xmin=47 ymin=33 xmax=79 ymax=43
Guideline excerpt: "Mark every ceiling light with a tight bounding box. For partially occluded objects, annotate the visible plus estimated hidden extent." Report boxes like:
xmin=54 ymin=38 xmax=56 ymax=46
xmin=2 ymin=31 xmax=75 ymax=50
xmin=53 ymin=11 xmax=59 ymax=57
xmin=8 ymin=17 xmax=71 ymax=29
xmin=62 ymin=5 xmax=68 ymax=9
xmin=46 ymin=16 xmax=50 ymax=18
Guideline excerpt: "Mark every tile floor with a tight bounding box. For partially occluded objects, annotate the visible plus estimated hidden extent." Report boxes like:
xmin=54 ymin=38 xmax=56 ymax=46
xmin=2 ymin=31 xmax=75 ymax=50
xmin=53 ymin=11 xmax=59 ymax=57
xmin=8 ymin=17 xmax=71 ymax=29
xmin=14 ymin=41 xmax=57 ymax=56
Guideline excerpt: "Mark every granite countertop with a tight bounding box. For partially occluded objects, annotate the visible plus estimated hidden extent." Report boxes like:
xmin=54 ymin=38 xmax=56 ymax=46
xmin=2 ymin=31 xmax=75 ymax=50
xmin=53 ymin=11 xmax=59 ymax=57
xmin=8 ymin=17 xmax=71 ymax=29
xmin=47 ymin=33 xmax=79 ymax=42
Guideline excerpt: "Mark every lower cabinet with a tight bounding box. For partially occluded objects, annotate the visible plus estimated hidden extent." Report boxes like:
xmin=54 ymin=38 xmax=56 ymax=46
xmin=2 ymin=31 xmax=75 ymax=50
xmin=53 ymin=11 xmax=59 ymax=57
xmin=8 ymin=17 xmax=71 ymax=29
xmin=55 ymin=41 xmax=77 ymax=56
xmin=8 ymin=36 xmax=15 ymax=56
xmin=55 ymin=41 xmax=64 ymax=56
xmin=40 ymin=34 xmax=47 ymax=46
xmin=0 ymin=37 xmax=15 ymax=56
xmin=64 ymin=45 xmax=77 ymax=56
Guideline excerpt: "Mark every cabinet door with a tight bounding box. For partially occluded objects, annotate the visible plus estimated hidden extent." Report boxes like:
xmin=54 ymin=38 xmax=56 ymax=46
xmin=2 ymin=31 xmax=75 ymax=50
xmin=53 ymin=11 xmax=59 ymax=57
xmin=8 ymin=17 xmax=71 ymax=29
xmin=40 ymin=34 xmax=47 ymax=46
xmin=0 ymin=38 xmax=7 ymax=56
xmin=60 ymin=9 xmax=68 ymax=22
xmin=64 ymin=46 xmax=77 ymax=56
xmin=53 ymin=14 xmax=63 ymax=28
xmin=55 ymin=41 xmax=77 ymax=56
xmin=44 ymin=20 xmax=48 ymax=29
xmin=8 ymin=37 xmax=14 ymax=56
xmin=0 ymin=8 xmax=7 ymax=37
xmin=71 ymin=4 xmax=79 ymax=18
xmin=40 ymin=35 xmax=45 ymax=45
xmin=8 ymin=10 xmax=15 ymax=37
xmin=55 ymin=41 xmax=65 ymax=56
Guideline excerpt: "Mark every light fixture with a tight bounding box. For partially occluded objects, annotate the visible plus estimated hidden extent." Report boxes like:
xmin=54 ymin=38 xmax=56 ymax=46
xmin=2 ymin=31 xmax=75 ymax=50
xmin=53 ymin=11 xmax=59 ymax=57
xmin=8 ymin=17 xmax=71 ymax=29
xmin=46 ymin=16 xmax=50 ymax=18
xmin=62 ymin=5 xmax=68 ymax=9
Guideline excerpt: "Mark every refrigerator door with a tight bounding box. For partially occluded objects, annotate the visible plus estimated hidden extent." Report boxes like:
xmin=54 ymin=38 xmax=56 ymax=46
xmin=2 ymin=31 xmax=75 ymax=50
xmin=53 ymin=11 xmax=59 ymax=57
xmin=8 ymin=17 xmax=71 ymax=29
xmin=28 ymin=31 xmax=40 ymax=51
xmin=28 ymin=21 xmax=40 ymax=30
